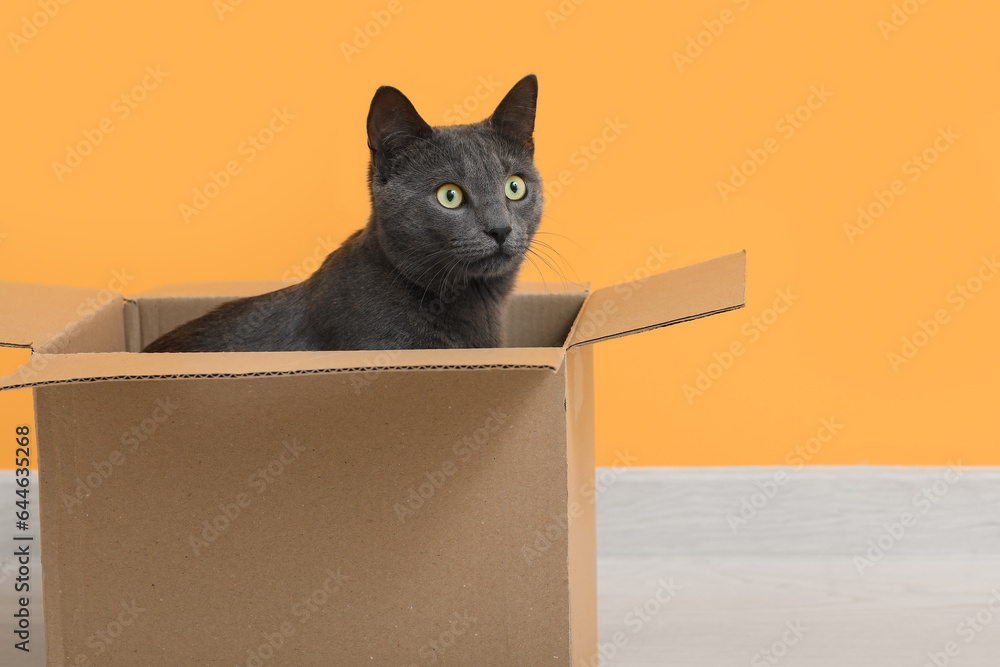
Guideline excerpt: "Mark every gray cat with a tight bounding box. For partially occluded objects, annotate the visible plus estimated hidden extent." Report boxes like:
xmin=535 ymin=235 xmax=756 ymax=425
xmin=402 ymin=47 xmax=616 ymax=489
xmin=144 ymin=74 xmax=542 ymax=353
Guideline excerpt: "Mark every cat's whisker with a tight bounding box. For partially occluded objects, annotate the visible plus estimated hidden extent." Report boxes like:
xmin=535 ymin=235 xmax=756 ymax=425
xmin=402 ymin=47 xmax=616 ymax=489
xmin=527 ymin=248 xmax=560 ymax=281
xmin=523 ymin=254 xmax=548 ymax=291
xmin=420 ymin=256 xmax=464 ymax=311
xmin=388 ymin=245 xmax=454 ymax=292
xmin=538 ymin=247 xmax=574 ymax=285
xmin=415 ymin=251 xmax=461 ymax=308
xmin=527 ymin=246 xmax=570 ymax=288
xmin=530 ymin=237 xmax=571 ymax=263
xmin=438 ymin=258 xmax=465 ymax=304
xmin=529 ymin=239 xmax=576 ymax=284
xmin=534 ymin=229 xmax=585 ymax=249
xmin=411 ymin=258 xmax=449 ymax=298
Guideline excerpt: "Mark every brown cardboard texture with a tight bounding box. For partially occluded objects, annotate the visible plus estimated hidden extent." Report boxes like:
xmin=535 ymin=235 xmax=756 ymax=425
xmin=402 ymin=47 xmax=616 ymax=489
xmin=0 ymin=251 xmax=745 ymax=666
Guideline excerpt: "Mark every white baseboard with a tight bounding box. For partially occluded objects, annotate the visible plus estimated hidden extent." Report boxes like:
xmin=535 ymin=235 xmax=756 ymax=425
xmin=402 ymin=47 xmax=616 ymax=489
xmin=595 ymin=466 xmax=1000 ymax=557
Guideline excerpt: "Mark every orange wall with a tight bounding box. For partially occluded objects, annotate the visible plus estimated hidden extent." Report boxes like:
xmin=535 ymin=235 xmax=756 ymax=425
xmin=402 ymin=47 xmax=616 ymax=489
xmin=1 ymin=0 xmax=997 ymax=466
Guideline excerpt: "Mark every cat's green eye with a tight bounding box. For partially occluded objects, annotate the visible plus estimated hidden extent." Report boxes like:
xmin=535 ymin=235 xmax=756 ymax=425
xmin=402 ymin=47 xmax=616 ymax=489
xmin=505 ymin=175 xmax=526 ymax=201
xmin=436 ymin=184 xmax=464 ymax=209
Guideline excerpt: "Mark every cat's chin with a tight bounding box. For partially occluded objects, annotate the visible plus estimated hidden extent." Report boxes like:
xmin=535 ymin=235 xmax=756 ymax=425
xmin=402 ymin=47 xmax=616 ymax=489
xmin=466 ymin=249 xmax=524 ymax=279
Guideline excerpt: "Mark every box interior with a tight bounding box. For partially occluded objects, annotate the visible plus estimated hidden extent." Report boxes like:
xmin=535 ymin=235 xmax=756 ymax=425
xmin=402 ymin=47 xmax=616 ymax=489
xmin=52 ymin=281 xmax=588 ymax=352
xmin=124 ymin=280 xmax=590 ymax=353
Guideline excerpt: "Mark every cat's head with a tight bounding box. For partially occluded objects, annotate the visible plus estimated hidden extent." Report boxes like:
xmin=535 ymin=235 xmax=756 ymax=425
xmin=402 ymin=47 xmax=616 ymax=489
xmin=365 ymin=75 xmax=542 ymax=290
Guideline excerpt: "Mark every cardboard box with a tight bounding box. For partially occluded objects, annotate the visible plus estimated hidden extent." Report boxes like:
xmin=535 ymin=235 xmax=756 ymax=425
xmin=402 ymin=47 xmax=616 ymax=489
xmin=0 ymin=251 xmax=745 ymax=666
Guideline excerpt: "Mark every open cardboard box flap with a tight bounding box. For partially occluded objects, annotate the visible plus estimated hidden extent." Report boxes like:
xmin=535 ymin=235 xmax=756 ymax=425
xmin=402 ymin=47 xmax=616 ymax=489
xmin=0 ymin=251 xmax=746 ymax=390
xmin=567 ymin=250 xmax=746 ymax=347
xmin=0 ymin=281 xmax=125 ymax=354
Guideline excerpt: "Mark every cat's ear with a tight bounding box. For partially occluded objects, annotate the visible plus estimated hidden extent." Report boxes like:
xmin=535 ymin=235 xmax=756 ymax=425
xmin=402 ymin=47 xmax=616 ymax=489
xmin=366 ymin=86 xmax=433 ymax=160
xmin=488 ymin=74 xmax=538 ymax=149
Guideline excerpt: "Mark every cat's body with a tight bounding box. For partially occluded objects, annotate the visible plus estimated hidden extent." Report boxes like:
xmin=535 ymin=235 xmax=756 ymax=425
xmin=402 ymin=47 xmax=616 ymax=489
xmin=144 ymin=75 xmax=542 ymax=353
xmin=145 ymin=227 xmax=513 ymax=352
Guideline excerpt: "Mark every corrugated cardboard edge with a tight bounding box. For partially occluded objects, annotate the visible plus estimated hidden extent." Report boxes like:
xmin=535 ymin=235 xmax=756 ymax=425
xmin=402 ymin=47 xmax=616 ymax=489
xmin=565 ymin=345 xmax=598 ymax=664
xmin=0 ymin=348 xmax=568 ymax=392
xmin=564 ymin=250 xmax=747 ymax=348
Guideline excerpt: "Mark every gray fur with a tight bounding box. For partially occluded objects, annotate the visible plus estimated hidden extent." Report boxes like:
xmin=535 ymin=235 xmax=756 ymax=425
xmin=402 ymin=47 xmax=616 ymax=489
xmin=144 ymin=75 xmax=542 ymax=353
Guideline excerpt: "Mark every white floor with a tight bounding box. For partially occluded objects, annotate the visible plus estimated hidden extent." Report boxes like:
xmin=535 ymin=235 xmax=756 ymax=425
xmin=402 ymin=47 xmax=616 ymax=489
xmin=1 ymin=472 xmax=44 ymax=666
xmin=595 ymin=467 xmax=1000 ymax=666
xmin=598 ymin=555 xmax=1000 ymax=666
xmin=4 ymin=467 xmax=999 ymax=666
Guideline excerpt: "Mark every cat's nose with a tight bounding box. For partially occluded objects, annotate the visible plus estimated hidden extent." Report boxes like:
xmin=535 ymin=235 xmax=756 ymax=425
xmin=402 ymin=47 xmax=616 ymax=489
xmin=485 ymin=226 xmax=511 ymax=246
